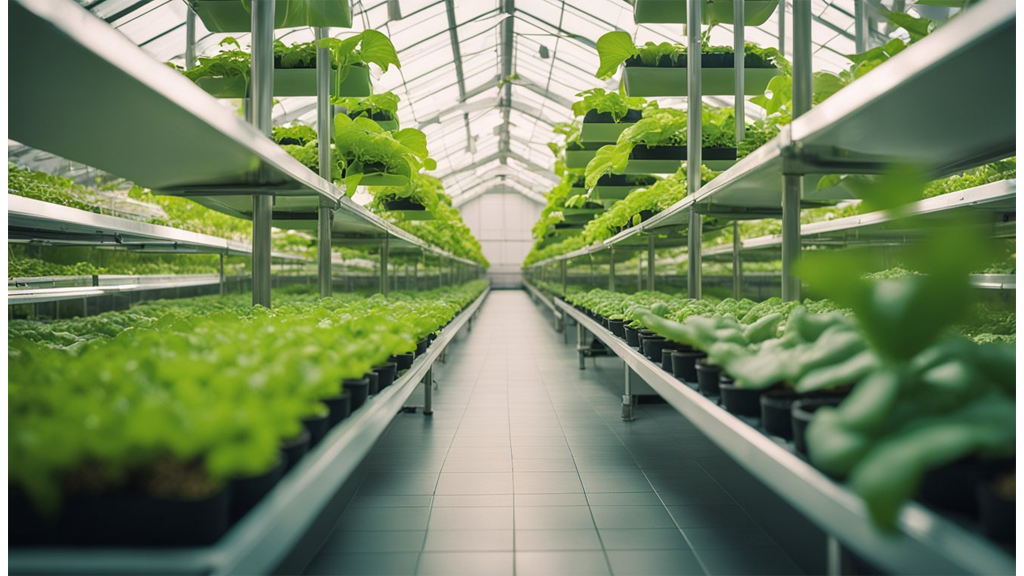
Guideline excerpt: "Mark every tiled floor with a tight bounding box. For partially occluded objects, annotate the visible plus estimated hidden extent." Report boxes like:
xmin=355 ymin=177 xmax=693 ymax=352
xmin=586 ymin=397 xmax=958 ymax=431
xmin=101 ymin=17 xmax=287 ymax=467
xmin=303 ymin=291 xmax=803 ymax=576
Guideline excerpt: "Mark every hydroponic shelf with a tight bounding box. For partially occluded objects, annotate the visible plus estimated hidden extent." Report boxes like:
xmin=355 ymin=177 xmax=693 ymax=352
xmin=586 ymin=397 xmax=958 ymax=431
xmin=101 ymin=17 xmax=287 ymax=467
xmin=7 ymin=289 xmax=489 ymax=576
xmin=555 ymin=299 xmax=1015 ymax=576
xmin=8 ymin=277 xmax=226 ymax=306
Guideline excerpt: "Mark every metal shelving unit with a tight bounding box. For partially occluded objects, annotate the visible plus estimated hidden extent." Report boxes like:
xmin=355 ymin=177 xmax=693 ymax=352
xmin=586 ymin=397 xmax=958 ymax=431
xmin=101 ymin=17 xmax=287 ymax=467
xmin=9 ymin=0 xmax=482 ymax=306
xmin=555 ymin=298 xmax=1015 ymax=576
xmin=8 ymin=289 xmax=489 ymax=576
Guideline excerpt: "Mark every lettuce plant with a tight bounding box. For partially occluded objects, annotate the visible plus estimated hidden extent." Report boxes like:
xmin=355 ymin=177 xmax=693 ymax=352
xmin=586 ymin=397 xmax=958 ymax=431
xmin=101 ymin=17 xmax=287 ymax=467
xmin=595 ymin=31 xmax=788 ymax=80
xmin=333 ymin=115 xmax=435 ymax=195
xmin=335 ymin=91 xmax=400 ymax=121
xmin=571 ymin=88 xmax=646 ymax=122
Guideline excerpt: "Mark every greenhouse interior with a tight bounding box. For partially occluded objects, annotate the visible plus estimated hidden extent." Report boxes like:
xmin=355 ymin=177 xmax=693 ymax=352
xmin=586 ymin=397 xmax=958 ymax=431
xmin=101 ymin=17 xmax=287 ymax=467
xmin=5 ymin=0 xmax=1018 ymax=574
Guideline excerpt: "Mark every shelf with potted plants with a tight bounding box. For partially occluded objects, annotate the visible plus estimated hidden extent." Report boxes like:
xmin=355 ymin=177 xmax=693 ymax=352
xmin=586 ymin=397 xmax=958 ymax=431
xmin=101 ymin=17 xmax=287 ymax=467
xmin=185 ymin=0 xmax=353 ymax=33
xmin=632 ymin=0 xmax=778 ymax=26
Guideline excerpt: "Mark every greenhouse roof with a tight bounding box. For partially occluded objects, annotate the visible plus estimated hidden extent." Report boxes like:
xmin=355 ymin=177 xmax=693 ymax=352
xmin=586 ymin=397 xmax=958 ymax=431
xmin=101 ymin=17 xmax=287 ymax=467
xmin=33 ymin=0 xmax=949 ymax=204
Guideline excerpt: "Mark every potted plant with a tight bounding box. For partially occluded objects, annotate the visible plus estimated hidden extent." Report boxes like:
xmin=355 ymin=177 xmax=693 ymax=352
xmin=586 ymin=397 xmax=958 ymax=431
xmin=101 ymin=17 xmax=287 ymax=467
xmin=336 ymin=91 xmax=401 ymax=132
xmin=186 ymin=0 xmax=353 ymax=33
xmin=333 ymin=114 xmax=435 ymax=194
xmin=573 ymin=88 xmax=647 ymax=143
xmin=589 ymin=174 xmax=659 ymax=203
xmin=369 ymin=173 xmax=442 ymax=220
xmin=595 ymin=31 xmax=787 ymax=98
xmin=632 ymin=0 xmax=779 ymax=26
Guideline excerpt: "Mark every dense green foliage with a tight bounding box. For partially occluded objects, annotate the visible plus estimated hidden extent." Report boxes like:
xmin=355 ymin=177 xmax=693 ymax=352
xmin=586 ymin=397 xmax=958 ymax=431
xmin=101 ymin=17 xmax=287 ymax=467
xmin=594 ymin=31 xmax=788 ymax=80
xmin=571 ymin=88 xmax=645 ymax=122
xmin=9 ymin=281 xmax=487 ymax=513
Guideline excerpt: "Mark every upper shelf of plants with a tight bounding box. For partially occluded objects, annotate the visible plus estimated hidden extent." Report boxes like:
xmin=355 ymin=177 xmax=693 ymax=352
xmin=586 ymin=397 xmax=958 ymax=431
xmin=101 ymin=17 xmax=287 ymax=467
xmin=9 ymin=0 xmax=485 ymax=269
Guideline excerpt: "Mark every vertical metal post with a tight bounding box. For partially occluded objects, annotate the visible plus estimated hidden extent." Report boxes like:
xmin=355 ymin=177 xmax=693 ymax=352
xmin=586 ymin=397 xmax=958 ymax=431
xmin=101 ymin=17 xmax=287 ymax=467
xmin=185 ymin=9 xmax=196 ymax=70
xmin=783 ymin=0 xmax=812 ymax=303
xmin=219 ymin=253 xmax=226 ymax=295
xmin=854 ymin=0 xmax=869 ymax=53
xmin=686 ymin=0 xmax=702 ymax=301
xmin=577 ymin=321 xmax=586 ymax=370
xmin=380 ymin=238 xmax=390 ymax=296
xmin=647 ymin=235 xmax=656 ymax=292
xmin=250 ymin=0 xmax=274 ymax=308
xmin=778 ymin=0 xmax=786 ymax=55
xmin=560 ymin=259 xmax=567 ymax=295
xmin=438 ymin=255 xmax=444 ymax=287
xmin=621 ymin=362 xmax=634 ymax=421
xmin=316 ymin=27 xmax=333 ymax=298
xmin=732 ymin=221 xmax=742 ymax=299
xmin=733 ymin=0 xmax=745 ymax=143
xmin=608 ymin=247 xmax=616 ymax=291
xmin=422 ymin=367 xmax=433 ymax=416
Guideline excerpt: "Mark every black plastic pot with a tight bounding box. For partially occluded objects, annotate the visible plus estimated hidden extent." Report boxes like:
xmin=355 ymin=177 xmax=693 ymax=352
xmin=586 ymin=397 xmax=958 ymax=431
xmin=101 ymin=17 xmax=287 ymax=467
xmin=918 ymin=458 xmax=1002 ymax=516
xmin=624 ymin=325 xmax=641 ymax=347
xmin=9 ymin=487 xmax=56 ymax=546
xmin=642 ymin=336 xmax=668 ymax=361
xmin=415 ymin=338 xmax=429 ymax=357
xmin=608 ymin=319 xmax=625 ymax=338
xmin=624 ymin=52 xmax=775 ymax=69
xmin=791 ymin=397 xmax=844 ymax=455
xmin=323 ymin=390 xmax=352 ymax=426
xmin=383 ymin=198 xmax=426 ymax=211
xmin=365 ymin=372 xmax=380 ymax=395
xmin=977 ymin=474 xmax=1015 ymax=542
xmin=719 ymin=382 xmax=768 ymax=417
xmin=302 ymin=410 xmax=331 ymax=447
xmin=373 ymin=362 xmax=397 ymax=391
xmin=394 ymin=352 xmax=415 ymax=371
xmin=583 ymin=108 xmax=643 ymax=124
xmin=230 ymin=457 xmax=285 ymax=522
xmin=281 ymin=428 xmax=311 ymax=473
xmin=63 ymin=487 xmax=231 ymax=546
xmin=695 ymin=361 xmax=722 ymax=396
xmin=344 ymin=377 xmax=370 ymax=411
xmin=596 ymin=174 xmax=658 ymax=187
xmin=661 ymin=349 xmax=675 ymax=372
xmin=566 ymin=141 xmax=604 ymax=152
xmin=671 ymin=350 xmax=706 ymax=383
xmin=630 ymin=145 xmax=685 ymax=160
xmin=760 ymin=389 xmax=803 ymax=440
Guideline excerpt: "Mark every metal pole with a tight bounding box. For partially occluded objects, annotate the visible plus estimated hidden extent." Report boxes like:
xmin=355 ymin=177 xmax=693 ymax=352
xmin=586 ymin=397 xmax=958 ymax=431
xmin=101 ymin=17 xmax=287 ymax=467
xmin=647 ymin=235 xmax=656 ymax=292
xmin=380 ymin=238 xmax=390 ymax=296
xmin=251 ymin=0 xmax=274 ymax=308
xmin=732 ymin=221 xmax=742 ymax=299
xmin=778 ymin=0 xmax=786 ymax=56
xmin=316 ymin=27 xmax=333 ymax=298
xmin=608 ymin=247 xmax=616 ymax=291
xmin=733 ymin=0 xmax=745 ymax=143
xmin=637 ymin=255 xmax=642 ymax=292
xmin=185 ymin=9 xmax=196 ymax=70
xmin=686 ymin=0 xmax=702 ymax=300
xmin=783 ymin=0 xmax=813 ymax=303
xmin=219 ymin=253 xmax=226 ymax=295
xmin=560 ymin=259 xmax=567 ymax=295
xmin=621 ymin=362 xmax=634 ymax=421
xmin=438 ymin=255 xmax=443 ymax=288
xmin=422 ymin=367 xmax=433 ymax=416
xmin=577 ymin=321 xmax=586 ymax=370
xmin=854 ymin=0 xmax=868 ymax=53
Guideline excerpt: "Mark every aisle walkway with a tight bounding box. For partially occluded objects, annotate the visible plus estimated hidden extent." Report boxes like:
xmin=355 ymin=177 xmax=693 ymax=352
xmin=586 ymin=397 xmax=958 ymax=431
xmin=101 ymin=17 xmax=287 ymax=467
xmin=303 ymin=291 xmax=803 ymax=576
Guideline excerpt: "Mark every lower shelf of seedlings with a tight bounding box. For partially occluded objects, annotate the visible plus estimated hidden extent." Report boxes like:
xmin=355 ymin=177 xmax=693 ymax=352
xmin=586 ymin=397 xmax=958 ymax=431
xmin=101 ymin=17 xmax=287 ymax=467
xmin=8 ymin=289 xmax=489 ymax=576
xmin=543 ymin=290 xmax=1013 ymax=576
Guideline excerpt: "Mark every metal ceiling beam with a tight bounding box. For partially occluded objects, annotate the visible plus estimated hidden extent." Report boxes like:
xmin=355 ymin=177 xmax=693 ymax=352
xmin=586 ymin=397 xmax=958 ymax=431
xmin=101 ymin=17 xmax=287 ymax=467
xmin=443 ymin=0 xmax=474 ymax=152
xmin=435 ymin=149 xmax=551 ymax=181
xmin=453 ymin=182 xmax=546 ymax=208
xmin=498 ymin=0 xmax=515 ymax=164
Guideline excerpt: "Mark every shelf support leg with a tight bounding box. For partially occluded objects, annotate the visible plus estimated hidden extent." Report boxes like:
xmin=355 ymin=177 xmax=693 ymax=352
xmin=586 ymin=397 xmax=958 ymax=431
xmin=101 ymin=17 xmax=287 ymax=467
xmin=732 ymin=221 xmax=742 ymax=299
xmin=782 ymin=0 xmax=812 ymax=303
xmin=686 ymin=0 xmax=702 ymax=301
xmin=647 ymin=234 xmax=656 ymax=292
xmin=621 ymin=362 xmax=635 ymax=421
xmin=422 ymin=367 xmax=433 ymax=416
xmin=184 ymin=9 xmax=196 ymax=70
xmin=734 ymin=0 xmax=745 ymax=143
xmin=577 ymin=322 xmax=586 ymax=370
xmin=608 ymin=247 xmax=616 ymax=292
xmin=826 ymin=535 xmax=849 ymax=576
xmin=638 ymin=253 xmax=643 ymax=292
xmin=380 ymin=237 xmax=390 ymax=296
xmin=219 ymin=253 xmax=226 ymax=296
xmin=250 ymin=0 xmax=274 ymax=308
xmin=316 ymin=27 xmax=333 ymax=298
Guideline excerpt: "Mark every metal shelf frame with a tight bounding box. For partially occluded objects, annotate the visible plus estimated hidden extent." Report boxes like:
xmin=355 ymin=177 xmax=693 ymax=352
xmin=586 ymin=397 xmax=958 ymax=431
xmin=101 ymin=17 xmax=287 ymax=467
xmin=555 ymin=298 xmax=1015 ymax=576
xmin=8 ymin=289 xmax=490 ymax=576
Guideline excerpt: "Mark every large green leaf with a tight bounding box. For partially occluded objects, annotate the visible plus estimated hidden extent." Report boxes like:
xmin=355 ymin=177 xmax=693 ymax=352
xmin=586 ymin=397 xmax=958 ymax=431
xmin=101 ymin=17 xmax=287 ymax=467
xmin=595 ymin=31 xmax=637 ymax=80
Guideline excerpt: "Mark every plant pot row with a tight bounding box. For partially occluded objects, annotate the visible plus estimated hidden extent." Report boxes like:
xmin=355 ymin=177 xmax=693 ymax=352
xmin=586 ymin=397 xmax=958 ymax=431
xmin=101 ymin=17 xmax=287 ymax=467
xmin=571 ymin=303 xmax=1015 ymax=544
xmin=9 ymin=299 xmax=479 ymax=549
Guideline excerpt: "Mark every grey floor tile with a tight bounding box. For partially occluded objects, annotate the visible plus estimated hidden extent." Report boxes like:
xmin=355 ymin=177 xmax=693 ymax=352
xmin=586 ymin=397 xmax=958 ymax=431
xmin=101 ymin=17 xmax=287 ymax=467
xmin=589 ymin=505 xmax=676 ymax=529
xmin=586 ymin=492 xmax=664 ymax=506
xmin=335 ymin=507 xmax=431 ymax=531
xmin=427 ymin=506 xmax=513 ymax=530
xmin=514 ymin=471 xmax=585 ymax=494
xmin=319 ymin=530 xmax=426 ymax=553
xmin=447 ymin=445 xmax=511 ymax=459
xmin=606 ymin=549 xmax=705 ymax=576
xmin=599 ymin=528 xmax=690 ymax=551
xmin=515 ymin=493 xmax=589 ymax=507
xmin=696 ymin=547 xmax=803 ymax=575
xmin=657 ymin=490 xmax=736 ymax=507
xmin=579 ymin=471 xmax=654 ymax=493
xmin=515 ymin=551 xmax=611 ymax=576
xmin=349 ymin=495 xmax=433 ymax=508
xmin=358 ymin=473 xmax=439 ymax=496
xmin=515 ymin=529 xmax=603 ymax=551
xmin=510 ymin=435 xmax=569 ymax=447
xmin=431 ymin=494 xmax=514 ymax=507
xmin=512 ymin=458 xmax=578 ymax=472
xmin=303 ymin=552 xmax=419 ymax=576
xmin=442 ymin=458 xmax=513 ymax=473
xmin=435 ymin=472 xmax=513 ymax=495
xmin=683 ymin=527 xmax=778 ymax=550
xmin=515 ymin=506 xmax=596 ymax=529
xmin=416 ymin=552 xmax=514 ymax=576
xmin=451 ymin=436 xmax=511 ymax=447
xmin=512 ymin=445 xmax=574 ymax=459
xmin=665 ymin=505 xmax=761 ymax=530
xmin=423 ymin=530 xmax=514 ymax=552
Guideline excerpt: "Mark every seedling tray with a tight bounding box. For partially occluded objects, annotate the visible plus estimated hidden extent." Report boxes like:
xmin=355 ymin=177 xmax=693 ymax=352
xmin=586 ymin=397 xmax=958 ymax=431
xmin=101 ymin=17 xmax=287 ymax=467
xmin=189 ymin=0 xmax=353 ymax=32
xmin=633 ymin=0 xmax=778 ymax=25
xmin=580 ymin=109 xmax=642 ymax=143
xmin=622 ymin=145 xmax=737 ymax=173
xmin=194 ymin=66 xmax=371 ymax=99
xmin=623 ymin=65 xmax=781 ymax=97
xmin=564 ymin=144 xmax=603 ymax=169
xmin=562 ymin=208 xmax=604 ymax=225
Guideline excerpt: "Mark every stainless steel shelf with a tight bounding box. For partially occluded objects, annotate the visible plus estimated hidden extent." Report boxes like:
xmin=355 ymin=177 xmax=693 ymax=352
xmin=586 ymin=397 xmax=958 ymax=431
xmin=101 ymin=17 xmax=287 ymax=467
xmin=970 ymin=274 xmax=1016 ymax=290
xmin=8 ymin=195 xmax=305 ymax=261
xmin=556 ymin=298 xmax=1014 ymax=576
xmin=8 ymin=277 xmax=225 ymax=306
xmin=702 ymin=180 xmax=1017 ymax=258
xmin=8 ymin=289 xmax=490 ymax=576
xmin=9 ymin=0 xmax=478 ymax=270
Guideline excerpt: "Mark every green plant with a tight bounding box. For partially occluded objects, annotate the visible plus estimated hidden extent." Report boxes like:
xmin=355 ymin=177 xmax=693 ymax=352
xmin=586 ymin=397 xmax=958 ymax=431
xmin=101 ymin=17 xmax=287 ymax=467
xmin=595 ymin=31 xmax=788 ymax=80
xmin=334 ymin=91 xmax=401 ymax=120
xmin=571 ymin=88 xmax=646 ymax=122
xmin=333 ymin=115 xmax=435 ymax=195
